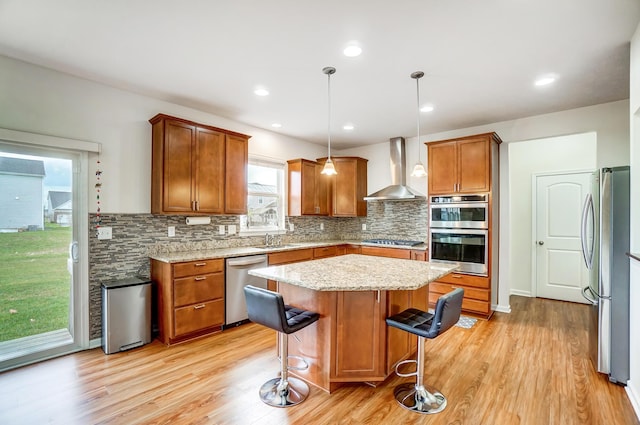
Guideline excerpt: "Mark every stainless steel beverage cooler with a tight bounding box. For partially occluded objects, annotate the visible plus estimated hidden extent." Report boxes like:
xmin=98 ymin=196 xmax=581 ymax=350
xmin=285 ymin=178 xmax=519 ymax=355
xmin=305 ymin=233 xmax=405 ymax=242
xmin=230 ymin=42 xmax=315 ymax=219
xmin=101 ymin=277 xmax=152 ymax=354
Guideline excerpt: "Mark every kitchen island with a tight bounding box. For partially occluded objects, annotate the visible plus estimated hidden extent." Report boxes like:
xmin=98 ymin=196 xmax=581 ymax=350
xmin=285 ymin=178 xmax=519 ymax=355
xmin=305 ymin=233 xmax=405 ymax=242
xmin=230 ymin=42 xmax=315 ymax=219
xmin=249 ymin=254 xmax=457 ymax=393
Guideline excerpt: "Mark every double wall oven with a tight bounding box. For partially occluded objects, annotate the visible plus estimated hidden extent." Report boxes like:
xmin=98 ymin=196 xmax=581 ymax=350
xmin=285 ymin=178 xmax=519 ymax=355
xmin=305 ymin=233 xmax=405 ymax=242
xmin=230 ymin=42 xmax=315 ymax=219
xmin=429 ymin=194 xmax=489 ymax=276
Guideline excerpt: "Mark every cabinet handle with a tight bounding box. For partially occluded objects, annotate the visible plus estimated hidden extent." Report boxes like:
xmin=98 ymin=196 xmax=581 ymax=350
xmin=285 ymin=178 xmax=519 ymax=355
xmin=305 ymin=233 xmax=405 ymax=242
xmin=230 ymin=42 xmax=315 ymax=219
xmin=452 ymin=274 xmax=462 ymax=278
xmin=194 ymin=262 xmax=207 ymax=267
xmin=194 ymin=276 xmax=207 ymax=281
xmin=376 ymin=290 xmax=380 ymax=303
xmin=194 ymin=304 xmax=206 ymax=310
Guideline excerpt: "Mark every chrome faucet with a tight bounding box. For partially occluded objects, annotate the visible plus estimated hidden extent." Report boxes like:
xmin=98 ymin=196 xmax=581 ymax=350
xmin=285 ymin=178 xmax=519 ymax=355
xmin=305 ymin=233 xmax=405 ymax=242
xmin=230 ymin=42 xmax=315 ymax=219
xmin=265 ymin=233 xmax=273 ymax=246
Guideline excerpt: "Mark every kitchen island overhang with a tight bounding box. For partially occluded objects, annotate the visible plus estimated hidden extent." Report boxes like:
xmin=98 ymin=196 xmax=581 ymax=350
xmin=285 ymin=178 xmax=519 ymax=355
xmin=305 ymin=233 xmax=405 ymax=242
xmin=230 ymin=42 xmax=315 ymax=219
xmin=248 ymin=254 xmax=458 ymax=393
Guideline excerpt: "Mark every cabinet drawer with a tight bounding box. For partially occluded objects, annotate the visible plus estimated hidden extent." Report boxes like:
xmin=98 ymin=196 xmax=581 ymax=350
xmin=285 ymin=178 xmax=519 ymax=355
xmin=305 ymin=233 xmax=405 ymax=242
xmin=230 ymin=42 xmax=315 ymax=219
xmin=174 ymin=299 xmax=224 ymax=337
xmin=268 ymin=248 xmax=313 ymax=265
xmin=428 ymin=291 xmax=490 ymax=315
xmin=429 ymin=282 xmax=489 ymax=301
xmin=361 ymin=246 xmax=411 ymax=259
xmin=437 ymin=272 xmax=489 ymax=289
xmin=173 ymin=259 xmax=224 ymax=278
xmin=174 ymin=274 xmax=224 ymax=307
xmin=313 ymin=246 xmax=337 ymax=258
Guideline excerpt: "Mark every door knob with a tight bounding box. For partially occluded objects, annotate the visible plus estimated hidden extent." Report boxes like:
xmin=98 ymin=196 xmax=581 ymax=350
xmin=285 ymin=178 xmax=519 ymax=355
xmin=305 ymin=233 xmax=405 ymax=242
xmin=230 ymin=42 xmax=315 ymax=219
xmin=538 ymin=241 xmax=544 ymax=245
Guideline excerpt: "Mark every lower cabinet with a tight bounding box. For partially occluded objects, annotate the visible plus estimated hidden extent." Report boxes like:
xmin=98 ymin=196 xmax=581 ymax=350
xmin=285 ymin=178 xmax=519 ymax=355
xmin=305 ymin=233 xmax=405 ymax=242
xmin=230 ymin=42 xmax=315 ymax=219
xmin=429 ymin=272 xmax=491 ymax=317
xmin=151 ymin=258 xmax=225 ymax=345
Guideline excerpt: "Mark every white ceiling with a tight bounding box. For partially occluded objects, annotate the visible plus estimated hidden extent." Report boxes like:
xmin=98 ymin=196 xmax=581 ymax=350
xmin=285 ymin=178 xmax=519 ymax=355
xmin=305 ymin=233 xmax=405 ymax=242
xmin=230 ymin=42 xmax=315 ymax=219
xmin=1 ymin=1 xmax=639 ymax=149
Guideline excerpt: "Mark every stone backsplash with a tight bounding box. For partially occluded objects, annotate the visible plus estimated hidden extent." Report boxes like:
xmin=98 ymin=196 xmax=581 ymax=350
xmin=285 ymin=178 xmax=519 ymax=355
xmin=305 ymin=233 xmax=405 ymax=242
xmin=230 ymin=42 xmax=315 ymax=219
xmin=88 ymin=200 xmax=427 ymax=339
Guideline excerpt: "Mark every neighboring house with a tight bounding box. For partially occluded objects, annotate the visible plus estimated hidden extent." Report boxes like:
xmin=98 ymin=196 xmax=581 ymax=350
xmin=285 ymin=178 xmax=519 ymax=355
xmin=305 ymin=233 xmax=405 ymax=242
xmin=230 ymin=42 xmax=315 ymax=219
xmin=0 ymin=157 xmax=45 ymax=231
xmin=47 ymin=191 xmax=72 ymax=225
xmin=247 ymin=182 xmax=279 ymax=228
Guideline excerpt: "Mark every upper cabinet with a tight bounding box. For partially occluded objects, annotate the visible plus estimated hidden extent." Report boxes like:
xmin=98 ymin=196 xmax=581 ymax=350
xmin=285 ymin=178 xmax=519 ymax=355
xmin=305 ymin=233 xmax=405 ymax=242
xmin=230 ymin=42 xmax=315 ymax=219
xmin=150 ymin=114 xmax=249 ymax=215
xmin=287 ymin=159 xmax=328 ymax=216
xmin=427 ymin=133 xmax=501 ymax=195
xmin=317 ymin=156 xmax=368 ymax=217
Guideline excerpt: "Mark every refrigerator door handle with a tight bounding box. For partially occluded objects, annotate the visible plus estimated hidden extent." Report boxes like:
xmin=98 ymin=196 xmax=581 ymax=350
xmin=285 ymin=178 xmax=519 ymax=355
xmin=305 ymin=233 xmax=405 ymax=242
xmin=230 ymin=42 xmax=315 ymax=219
xmin=581 ymin=286 xmax=598 ymax=305
xmin=580 ymin=193 xmax=594 ymax=270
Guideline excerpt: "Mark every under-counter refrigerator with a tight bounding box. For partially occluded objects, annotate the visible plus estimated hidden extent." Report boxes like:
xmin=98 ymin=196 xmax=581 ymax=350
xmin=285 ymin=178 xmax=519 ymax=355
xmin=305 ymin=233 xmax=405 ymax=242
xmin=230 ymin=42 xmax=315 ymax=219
xmin=580 ymin=166 xmax=630 ymax=384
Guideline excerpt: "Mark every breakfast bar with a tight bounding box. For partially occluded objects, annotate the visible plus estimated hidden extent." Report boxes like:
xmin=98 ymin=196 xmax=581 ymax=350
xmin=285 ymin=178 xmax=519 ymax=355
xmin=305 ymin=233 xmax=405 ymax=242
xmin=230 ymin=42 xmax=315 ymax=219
xmin=249 ymin=254 xmax=457 ymax=393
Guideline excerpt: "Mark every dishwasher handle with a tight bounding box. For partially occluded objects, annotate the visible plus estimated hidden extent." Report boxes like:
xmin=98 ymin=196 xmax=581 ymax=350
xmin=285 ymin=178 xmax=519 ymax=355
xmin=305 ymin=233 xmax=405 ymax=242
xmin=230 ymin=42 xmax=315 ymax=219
xmin=227 ymin=255 xmax=268 ymax=267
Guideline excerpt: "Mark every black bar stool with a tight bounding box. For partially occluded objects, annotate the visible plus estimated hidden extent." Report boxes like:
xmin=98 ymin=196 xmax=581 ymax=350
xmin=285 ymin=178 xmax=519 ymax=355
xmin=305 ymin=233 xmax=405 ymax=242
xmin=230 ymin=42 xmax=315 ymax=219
xmin=385 ymin=287 xmax=464 ymax=414
xmin=244 ymin=285 xmax=320 ymax=407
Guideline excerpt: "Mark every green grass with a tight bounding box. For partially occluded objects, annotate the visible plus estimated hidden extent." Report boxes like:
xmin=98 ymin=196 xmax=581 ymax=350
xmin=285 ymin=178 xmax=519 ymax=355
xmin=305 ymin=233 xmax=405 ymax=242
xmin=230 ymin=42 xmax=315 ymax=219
xmin=0 ymin=223 xmax=71 ymax=342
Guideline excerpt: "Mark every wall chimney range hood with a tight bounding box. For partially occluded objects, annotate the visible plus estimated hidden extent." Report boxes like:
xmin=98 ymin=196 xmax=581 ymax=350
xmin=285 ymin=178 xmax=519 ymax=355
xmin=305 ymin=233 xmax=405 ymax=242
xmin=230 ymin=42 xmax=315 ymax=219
xmin=364 ymin=137 xmax=426 ymax=201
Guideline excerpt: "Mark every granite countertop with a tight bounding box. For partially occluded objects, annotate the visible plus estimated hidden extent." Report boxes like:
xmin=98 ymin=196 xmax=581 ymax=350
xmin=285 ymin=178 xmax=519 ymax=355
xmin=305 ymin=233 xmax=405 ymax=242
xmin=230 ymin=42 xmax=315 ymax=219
xmin=149 ymin=240 xmax=427 ymax=263
xmin=248 ymin=254 xmax=457 ymax=291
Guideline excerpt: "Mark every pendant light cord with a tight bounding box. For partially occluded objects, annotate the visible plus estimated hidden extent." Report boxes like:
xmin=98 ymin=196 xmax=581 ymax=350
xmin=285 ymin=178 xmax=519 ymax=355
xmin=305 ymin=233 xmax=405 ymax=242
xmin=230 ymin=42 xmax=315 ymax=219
xmin=327 ymin=70 xmax=332 ymax=159
xmin=416 ymin=75 xmax=420 ymax=158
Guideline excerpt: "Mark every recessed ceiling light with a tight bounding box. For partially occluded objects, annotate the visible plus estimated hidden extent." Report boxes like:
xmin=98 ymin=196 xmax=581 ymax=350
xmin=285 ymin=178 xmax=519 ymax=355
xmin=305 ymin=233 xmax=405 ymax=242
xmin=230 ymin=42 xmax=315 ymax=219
xmin=254 ymin=88 xmax=269 ymax=96
xmin=271 ymin=123 xmax=282 ymax=128
xmin=534 ymin=75 xmax=556 ymax=87
xmin=343 ymin=43 xmax=362 ymax=57
xmin=343 ymin=123 xmax=355 ymax=131
xmin=420 ymin=105 xmax=435 ymax=113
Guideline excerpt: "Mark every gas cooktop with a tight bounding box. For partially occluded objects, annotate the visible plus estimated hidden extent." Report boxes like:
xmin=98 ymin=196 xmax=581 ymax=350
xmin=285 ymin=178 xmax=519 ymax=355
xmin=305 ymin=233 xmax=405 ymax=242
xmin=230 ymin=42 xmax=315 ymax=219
xmin=361 ymin=239 xmax=424 ymax=247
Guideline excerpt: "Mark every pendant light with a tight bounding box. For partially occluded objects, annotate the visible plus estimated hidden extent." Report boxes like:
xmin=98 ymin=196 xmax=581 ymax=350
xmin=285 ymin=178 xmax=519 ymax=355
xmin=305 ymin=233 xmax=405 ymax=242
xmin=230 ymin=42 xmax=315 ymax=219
xmin=321 ymin=66 xmax=338 ymax=175
xmin=410 ymin=71 xmax=427 ymax=178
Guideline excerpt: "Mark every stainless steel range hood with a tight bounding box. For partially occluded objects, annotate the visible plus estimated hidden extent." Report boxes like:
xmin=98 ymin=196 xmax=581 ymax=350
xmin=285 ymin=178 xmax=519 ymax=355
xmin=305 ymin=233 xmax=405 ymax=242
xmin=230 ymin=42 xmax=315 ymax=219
xmin=364 ymin=137 xmax=426 ymax=201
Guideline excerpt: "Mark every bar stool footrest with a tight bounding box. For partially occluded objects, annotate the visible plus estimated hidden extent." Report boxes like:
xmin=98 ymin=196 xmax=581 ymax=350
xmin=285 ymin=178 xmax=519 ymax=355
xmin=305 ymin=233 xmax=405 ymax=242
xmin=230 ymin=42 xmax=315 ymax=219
xmin=394 ymin=359 xmax=418 ymax=377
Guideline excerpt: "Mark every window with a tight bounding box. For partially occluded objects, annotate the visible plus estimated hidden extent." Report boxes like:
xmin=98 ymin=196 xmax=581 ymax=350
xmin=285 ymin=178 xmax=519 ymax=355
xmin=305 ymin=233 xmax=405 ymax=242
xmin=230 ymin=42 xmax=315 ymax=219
xmin=240 ymin=158 xmax=285 ymax=234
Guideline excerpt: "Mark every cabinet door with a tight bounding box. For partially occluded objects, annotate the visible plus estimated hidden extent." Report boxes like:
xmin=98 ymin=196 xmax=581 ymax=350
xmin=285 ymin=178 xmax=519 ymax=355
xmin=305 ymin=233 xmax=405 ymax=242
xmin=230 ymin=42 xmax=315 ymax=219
xmin=225 ymin=134 xmax=248 ymax=214
xmin=333 ymin=290 xmax=385 ymax=379
xmin=458 ymin=137 xmax=490 ymax=193
xmin=301 ymin=160 xmax=318 ymax=214
xmin=386 ymin=290 xmax=413 ymax=374
xmin=315 ymin=162 xmax=329 ymax=215
xmin=194 ymin=127 xmax=225 ymax=213
xmin=428 ymin=141 xmax=458 ymax=195
xmin=331 ymin=158 xmax=367 ymax=217
xmin=163 ymin=120 xmax=196 ymax=212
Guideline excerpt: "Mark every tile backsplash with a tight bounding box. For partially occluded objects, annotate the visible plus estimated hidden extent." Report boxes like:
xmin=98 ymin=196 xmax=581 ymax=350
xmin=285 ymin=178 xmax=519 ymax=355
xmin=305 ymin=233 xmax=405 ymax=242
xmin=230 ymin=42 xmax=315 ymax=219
xmin=88 ymin=200 xmax=427 ymax=339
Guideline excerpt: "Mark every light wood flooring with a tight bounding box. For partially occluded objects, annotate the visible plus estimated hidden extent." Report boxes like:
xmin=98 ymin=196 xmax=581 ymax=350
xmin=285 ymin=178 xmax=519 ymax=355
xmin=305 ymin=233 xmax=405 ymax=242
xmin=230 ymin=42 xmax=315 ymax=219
xmin=0 ymin=296 xmax=637 ymax=425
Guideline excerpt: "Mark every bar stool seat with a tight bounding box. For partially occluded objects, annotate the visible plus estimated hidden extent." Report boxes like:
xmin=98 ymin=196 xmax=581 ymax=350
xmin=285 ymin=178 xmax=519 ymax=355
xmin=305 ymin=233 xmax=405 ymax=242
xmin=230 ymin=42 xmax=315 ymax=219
xmin=244 ymin=285 xmax=319 ymax=407
xmin=385 ymin=287 xmax=464 ymax=414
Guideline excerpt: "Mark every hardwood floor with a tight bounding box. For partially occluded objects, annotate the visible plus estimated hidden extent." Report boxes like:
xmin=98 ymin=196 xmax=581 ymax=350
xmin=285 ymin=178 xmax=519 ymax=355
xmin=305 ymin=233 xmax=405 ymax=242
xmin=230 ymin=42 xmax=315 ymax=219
xmin=0 ymin=296 xmax=637 ymax=425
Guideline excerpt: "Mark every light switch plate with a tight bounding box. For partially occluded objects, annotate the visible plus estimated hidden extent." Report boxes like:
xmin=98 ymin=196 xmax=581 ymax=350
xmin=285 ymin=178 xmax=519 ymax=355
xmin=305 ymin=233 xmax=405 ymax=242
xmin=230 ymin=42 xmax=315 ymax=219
xmin=218 ymin=225 xmax=225 ymax=235
xmin=289 ymin=223 xmax=295 ymax=232
xmin=167 ymin=226 xmax=175 ymax=237
xmin=228 ymin=224 xmax=236 ymax=235
xmin=97 ymin=226 xmax=113 ymax=240
xmin=362 ymin=223 xmax=367 ymax=231
xmin=320 ymin=223 xmax=324 ymax=231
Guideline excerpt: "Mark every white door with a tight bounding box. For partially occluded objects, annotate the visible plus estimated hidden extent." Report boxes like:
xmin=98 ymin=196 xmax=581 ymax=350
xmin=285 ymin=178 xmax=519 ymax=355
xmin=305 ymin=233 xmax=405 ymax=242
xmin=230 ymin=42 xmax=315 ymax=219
xmin=535 ymin=172 xmax=591 ymax=303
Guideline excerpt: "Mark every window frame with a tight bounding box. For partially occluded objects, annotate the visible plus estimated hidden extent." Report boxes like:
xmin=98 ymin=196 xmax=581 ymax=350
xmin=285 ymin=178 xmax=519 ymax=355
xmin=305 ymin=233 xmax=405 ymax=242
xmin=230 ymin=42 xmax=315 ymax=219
xmin=239 ymin=157 xmax=286 ymax=236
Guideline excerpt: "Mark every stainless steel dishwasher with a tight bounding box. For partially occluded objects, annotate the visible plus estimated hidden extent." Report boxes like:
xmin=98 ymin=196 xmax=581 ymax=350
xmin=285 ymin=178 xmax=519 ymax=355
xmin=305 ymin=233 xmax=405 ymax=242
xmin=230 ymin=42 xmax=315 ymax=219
xmin=225 ymin=254 xmax=268 ymax=327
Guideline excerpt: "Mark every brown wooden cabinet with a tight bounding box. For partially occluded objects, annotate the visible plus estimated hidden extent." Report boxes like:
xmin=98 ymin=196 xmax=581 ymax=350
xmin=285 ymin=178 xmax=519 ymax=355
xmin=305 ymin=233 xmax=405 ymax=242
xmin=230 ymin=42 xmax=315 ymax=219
xmin=317 ymin=156 xmax=368 ymax=217
xmin=150 ymin=114 xmax=250 ymax=215
xmin=428 ymin=273 xmax=491 ymax=316
xmin=287 ymin=159 xmax=328 ymax=216
xmin=427 ymin=133 xmax=500 ymax=195
xmin=361 ymin=245 xmax=427 ymax=261
xmin=151 ymin=258 xmax=225 ymax=345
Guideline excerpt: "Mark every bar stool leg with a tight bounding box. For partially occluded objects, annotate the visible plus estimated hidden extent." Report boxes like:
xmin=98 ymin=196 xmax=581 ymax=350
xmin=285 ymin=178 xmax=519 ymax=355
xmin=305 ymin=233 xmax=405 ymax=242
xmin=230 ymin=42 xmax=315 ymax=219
xmin=393 ymin=336 xmax=447 ymax=414
xmin=258 ymin=332 xmax=310 ymax=407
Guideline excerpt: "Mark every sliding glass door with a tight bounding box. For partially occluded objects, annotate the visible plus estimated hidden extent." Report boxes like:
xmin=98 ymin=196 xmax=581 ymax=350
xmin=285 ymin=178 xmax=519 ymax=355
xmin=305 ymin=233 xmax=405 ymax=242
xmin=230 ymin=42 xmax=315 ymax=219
xmin=0 ymin=140 xmax=89 ymax=371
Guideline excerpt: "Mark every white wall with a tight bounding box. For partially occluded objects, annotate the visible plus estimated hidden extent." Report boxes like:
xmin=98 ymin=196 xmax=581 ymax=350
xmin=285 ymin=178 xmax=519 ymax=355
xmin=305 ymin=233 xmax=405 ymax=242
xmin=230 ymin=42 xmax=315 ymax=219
xmin=507 ymin=133 xmax=597 ymax=296
xmin=0 ymin=55 xmax=327 ymax=214
xmin=627 ymin=21 xmax=640 ymax=419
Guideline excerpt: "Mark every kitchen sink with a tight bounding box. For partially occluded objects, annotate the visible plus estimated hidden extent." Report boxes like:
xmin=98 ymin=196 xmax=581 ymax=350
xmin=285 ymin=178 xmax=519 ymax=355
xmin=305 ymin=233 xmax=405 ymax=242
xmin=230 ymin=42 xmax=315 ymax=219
xmin=252 ymin=244 xmax=299 ymax=249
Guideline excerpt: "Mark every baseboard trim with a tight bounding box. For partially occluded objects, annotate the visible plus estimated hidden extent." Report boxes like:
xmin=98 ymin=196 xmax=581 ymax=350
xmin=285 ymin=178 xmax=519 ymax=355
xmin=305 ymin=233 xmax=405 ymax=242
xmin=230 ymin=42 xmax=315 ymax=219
xmin=89 ymin=338 xmax=102 ymax=350
xmin=493 ymin=304 xmax=511 ymax=314
xmin=627 ymin=381 xmax=640 ymax=422
xmin=510 ymin=289 xmax=532 ymax=297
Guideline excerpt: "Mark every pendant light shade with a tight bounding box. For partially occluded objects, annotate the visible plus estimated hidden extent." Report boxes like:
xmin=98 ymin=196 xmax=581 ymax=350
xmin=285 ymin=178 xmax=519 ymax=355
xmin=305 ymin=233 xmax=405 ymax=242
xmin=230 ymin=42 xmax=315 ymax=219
xmin=321 ymin=66 xmax=338 ymax=176
xmin=410 ymin=71 xmax=427 ymax=178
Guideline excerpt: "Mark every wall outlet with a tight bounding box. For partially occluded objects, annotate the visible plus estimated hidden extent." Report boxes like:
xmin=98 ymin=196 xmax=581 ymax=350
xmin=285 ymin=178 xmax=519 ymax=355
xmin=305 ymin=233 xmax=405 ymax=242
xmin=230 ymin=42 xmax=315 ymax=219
xmin=228 ymin=224 xmax=236 ymax=235
xmin=167 ymin=226 xmax=175 ymax=237
xmin=218 ymin=225 xmax=225 ymax=235
xmin=289 ymin=223 xmax=295 ymax=232
xmin=97 ymin=226 xmax=113 ymax=240
xmin=362 ymin=223 xmax=367 ymax=231
xmin=320 ymin=223 xmax=324 ymax=231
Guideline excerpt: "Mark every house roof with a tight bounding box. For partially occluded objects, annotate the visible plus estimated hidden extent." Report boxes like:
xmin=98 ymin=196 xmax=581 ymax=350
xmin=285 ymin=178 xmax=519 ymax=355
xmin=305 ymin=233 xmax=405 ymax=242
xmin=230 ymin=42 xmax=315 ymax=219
xmin=0 ymin=157 xmax=45 ymax=177
xmin=48 ymin=191 xmax=72 ymax=209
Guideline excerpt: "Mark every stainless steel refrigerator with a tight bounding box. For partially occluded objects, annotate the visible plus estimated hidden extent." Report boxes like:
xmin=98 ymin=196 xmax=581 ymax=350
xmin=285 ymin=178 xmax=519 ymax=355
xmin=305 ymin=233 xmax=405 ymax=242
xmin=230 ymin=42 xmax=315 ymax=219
xmin=580 ymin=166 xmax=630 ymax=385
